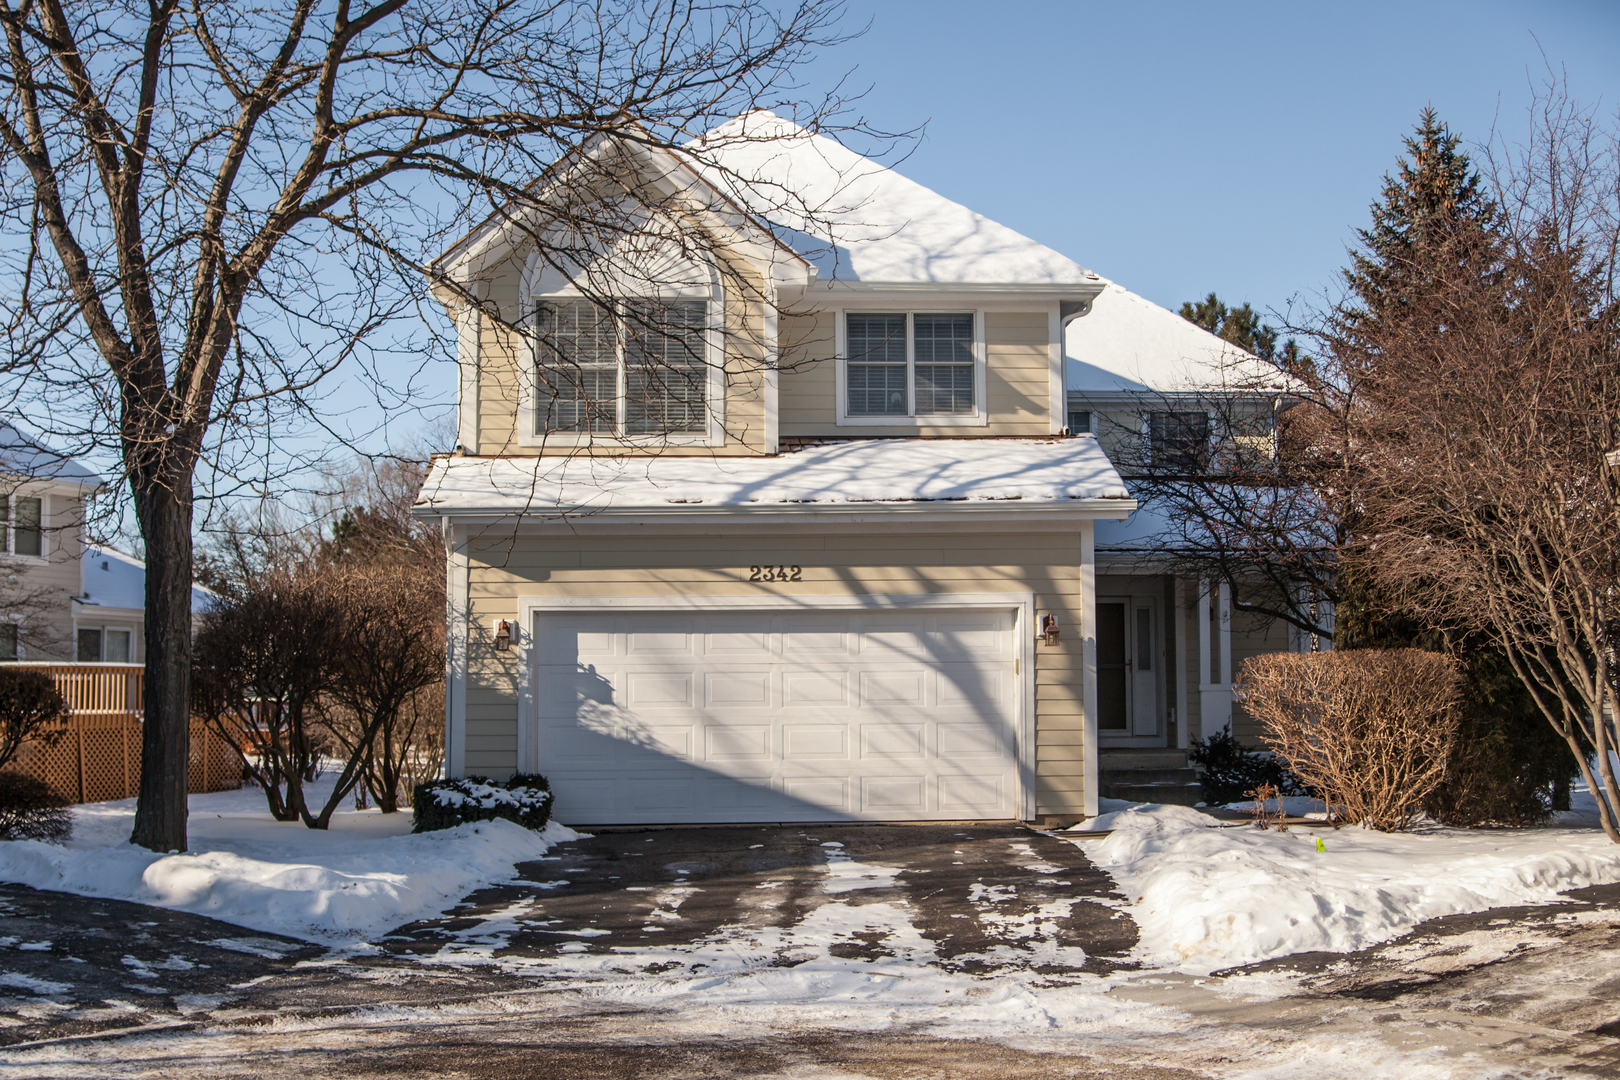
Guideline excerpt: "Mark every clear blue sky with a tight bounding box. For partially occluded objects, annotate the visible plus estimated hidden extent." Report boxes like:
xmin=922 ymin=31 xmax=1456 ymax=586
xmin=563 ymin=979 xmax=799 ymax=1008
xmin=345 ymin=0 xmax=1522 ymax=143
xmin=799 ymin=0 xmax=1620 ymax=324
xmin=199 ymin=0 xmax=1620 ymax=521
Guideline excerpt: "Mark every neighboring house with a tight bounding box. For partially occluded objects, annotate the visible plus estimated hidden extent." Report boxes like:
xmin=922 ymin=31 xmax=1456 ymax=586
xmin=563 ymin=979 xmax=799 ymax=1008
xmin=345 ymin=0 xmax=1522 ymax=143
xmin=74 ymin=544 xmax=216 ymax=663
xmin=0 ymin=425 xmax=100 ymax=661
xmin=415 ymin=113 xmax=1287 ymax=825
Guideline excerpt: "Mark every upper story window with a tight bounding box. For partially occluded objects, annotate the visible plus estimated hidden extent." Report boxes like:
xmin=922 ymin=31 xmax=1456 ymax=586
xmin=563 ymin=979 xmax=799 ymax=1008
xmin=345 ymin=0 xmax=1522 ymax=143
xmin=536 ymin=299 xmax=709 ymax=439
xmin=0 ymin=495 xmax=42 ymax=558
xmin=1148 ymin=411 xmax=1211 ymax=470
xmin=840 ymin=311 xmax=985 ymax=426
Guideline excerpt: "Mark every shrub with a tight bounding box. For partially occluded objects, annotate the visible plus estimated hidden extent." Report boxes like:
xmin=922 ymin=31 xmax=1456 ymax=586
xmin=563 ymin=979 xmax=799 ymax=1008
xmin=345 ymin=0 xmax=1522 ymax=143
xmin=412 ymin=774 xmax=553 ymax=833
xmin=1189 ymin=724 xmax=1309 ymax=805
xmin=1236 ymin=649 xmax=1461 ymax=831
xmin=0 ymin=771 xmax=71 ymax=843
xmin=0 ymin=668 xmax=68 ymax=772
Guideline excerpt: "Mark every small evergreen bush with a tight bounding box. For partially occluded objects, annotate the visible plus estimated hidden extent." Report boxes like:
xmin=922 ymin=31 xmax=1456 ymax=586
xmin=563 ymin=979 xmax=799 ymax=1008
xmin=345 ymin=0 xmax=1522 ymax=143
xmin=1189 ymin=725 xmax=1308 ymax=805
xmin=412 ymin=773 xmax=553 ymax=833
xmin=0 ymin=771 xmax=72 ymax=842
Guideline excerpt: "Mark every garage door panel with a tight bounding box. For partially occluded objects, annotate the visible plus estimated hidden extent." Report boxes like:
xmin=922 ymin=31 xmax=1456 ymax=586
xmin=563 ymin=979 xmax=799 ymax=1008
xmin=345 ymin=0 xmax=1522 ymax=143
xmin=862 ymin=776 xmax=927 ymax=813
xmin=935 ymin=664 xmax=1010 ymax=708
xmin=626 ymin=631 xmax=696 ymax=656
xmin=782 ymin=626 xmax=854 ymax=657
xmin=625 ymin=671 xmax=694 ymax=707
xmin=938 ymin=722 xmax=1012 ymax=759
xmin=704 ymin=631 xmax=773 ymax=658
xmin=783 ymin=776 xmax=849 ymax=813
xmin=783 ymin=724 xmax=850 ymax=759
xmin=532 ymin=606 xmax=1019 ymax=824
xmin=940 ymin=774 xmax=1004 ymax=812
xmin=704 ymin=670 xmax=773 ymax=707
xmin=861 ymin=724 xmax=926 ymax=759
xmin=858 ymin=669 xmax=926 ymax=705
xmin=706 ymin=725 xmax=771 ymax=760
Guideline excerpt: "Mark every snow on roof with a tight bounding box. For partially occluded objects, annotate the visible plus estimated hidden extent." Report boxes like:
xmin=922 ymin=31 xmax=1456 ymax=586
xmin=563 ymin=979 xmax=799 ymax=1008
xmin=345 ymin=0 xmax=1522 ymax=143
xmin=417 ymin=438 xmax=1131 ymax=516
xmin=78 ymin=544 xmax=216 ymax=615
xmin=0 ymin=424 xmax=101 ymax=487
xmin=691 ymin=112 xmax=1098 ymax=287
xmin=1066 ymin=281 xmax=1284 ymax=395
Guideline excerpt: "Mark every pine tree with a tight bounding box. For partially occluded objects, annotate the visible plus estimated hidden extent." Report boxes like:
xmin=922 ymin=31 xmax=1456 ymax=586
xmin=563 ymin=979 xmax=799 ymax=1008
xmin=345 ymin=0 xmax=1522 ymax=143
xmin=1343 ymin=107 xmax=1499 ymax=329
xmin=1336 ymin=109 xmax=1575 ymax=823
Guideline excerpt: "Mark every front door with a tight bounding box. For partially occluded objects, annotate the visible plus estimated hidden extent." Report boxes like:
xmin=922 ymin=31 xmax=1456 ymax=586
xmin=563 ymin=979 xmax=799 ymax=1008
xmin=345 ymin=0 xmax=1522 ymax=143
xmin=1097 ymin=596 xmax=1161 ymax=745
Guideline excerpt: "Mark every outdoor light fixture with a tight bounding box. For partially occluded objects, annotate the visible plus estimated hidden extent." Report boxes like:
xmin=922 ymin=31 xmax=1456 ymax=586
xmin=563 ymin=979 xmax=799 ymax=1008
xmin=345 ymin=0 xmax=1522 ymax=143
xmin=1040 ymin=614 xmax=1060 ymax=646
xmin=494 ymin=619 xmax=512 ymax=651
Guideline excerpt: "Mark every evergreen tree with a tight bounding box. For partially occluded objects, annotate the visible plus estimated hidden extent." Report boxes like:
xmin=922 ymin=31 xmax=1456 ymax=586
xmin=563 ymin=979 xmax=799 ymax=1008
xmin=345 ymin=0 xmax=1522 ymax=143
xmin=1335 ymin=109 xmax=1576 ymax=823
xmin=1179 ymin=293 xmax=1304 ymax=369
xmin=1343 ymin=106 xmax=1499 ymax=329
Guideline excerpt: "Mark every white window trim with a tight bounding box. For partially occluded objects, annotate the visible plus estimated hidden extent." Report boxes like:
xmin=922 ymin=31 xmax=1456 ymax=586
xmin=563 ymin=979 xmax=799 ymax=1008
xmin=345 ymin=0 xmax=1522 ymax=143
xmin=517 ymin=284 xmax=726 ymax=449
xmin=834 ymin=309 xmax=988 ymax=427
xmin=1 ymin=492 xmax=47 ymax=564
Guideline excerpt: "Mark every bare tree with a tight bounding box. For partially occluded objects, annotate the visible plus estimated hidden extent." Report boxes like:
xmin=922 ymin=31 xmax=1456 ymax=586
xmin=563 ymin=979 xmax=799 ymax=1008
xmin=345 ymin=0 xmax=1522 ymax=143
xmin=0 ymin=0 xmax=857 ymax=850
xmin=314 ymin=561 xmax=444 ymax=825
xmin=192 ymin=567 xmax=344 ymax=823
xmin=1349 ymin=86 xmax=1620 ymax=842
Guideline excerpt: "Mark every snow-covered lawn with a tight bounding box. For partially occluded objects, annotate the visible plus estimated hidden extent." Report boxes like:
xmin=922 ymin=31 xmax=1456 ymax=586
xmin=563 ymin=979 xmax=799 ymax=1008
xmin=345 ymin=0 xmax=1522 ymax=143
xmin=1078 ymin=787 xmax=1620 ymax=973
xmin=0 ymin=779 xmax=577 ymax=945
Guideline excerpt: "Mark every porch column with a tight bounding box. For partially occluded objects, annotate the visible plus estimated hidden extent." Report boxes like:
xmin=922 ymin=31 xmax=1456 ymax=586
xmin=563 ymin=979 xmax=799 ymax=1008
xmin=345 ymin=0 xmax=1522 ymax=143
xmin=1079 ymin=519 xmax=1099 ymax=818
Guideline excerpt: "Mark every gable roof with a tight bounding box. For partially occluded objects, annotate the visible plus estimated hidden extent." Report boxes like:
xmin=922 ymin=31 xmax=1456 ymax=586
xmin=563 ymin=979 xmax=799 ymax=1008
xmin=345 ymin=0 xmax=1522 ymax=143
xmin=1065 ymin=281 xmax=1287 ymax=395
xmin=0 ymin=424 xmax=101 ymax=488
xmin=76 ymin=544 xmax=216 ymax=615
xmin=691 ymin=112 xmax=1099 ymax=288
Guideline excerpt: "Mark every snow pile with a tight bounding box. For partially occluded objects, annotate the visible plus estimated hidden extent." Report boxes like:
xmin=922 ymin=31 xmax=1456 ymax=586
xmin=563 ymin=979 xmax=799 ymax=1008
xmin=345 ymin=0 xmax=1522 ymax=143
xmin=417 ymin=437 xmax=1132 ymax=515
xmin=1077 ymin=799 xmax=1620 ymax=972
xmin=0 ymin=782 xmax=577 ymax=945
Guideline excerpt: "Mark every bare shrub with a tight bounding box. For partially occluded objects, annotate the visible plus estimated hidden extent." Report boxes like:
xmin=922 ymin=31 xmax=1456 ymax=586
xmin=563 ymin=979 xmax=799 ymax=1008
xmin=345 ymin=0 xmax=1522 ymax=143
xmin=1236 ymin=650 xmax=1461 ymax=830
xmin=192 ymin=569 xmax=344 ymax=824
xmin=315 ymin=563 xmax=445 ymax=820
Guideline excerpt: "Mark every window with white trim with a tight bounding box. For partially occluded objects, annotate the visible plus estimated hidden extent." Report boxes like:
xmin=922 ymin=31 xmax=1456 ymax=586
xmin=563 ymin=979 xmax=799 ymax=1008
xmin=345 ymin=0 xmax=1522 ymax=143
xmin=0 ymin=495 xmax=42 ymax=558
xmin=845 ymin=312 xmax=977 ymax=418
xmin=535 ymin=299 xmax=709 ymax=437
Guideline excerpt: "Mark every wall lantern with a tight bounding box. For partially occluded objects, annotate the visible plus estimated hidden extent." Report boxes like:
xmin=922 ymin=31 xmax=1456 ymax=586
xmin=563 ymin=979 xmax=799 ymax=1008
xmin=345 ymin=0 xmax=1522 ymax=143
xmin=494 ymin=619 xmax=513 ymax=651
xmin=1040 ymin=614 xmax=1060 ymax=646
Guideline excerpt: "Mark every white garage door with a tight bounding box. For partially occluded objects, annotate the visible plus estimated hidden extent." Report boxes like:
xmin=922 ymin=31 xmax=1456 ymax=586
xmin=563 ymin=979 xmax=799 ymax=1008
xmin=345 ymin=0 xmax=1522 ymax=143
xmin=531 ymin=607 xmax=1020 ymax=824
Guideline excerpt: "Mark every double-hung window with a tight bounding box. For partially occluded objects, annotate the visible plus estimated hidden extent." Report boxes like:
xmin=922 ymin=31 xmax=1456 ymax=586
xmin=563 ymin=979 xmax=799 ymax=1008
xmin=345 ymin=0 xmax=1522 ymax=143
xmin=536 ymin=299 xmax=709 ymax=438
xmin=0 ymin=495 xmax=42 ymax=558
xmin=844 ymin=312 xmax=979 ymax=421
xmin=1148 ymin=411 xmax=1211 ymax=471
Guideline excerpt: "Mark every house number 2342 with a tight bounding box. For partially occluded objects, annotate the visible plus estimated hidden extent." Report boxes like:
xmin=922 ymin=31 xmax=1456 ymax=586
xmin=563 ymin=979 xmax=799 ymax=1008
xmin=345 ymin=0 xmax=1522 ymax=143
xmin=748 ymin=565 xmax=803 ymax=582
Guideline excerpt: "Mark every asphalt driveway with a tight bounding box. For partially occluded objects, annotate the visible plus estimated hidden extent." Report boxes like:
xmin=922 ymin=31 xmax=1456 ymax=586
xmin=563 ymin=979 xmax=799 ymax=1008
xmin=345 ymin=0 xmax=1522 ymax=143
xmin=382 ymin=822 xmax=1136 ymax=974
xmin=0 ymin=822 xmax=1135 ymax=1050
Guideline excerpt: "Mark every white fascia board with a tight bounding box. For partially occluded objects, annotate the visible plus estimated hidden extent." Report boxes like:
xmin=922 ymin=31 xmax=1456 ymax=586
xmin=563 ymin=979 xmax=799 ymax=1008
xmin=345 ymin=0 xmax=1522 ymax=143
xmin=817 ymin=281 xmax=1108 ymax=299
xmin=418 ymin=498 xmax=1137 ymax=530
xmin=70 ymin=602 xmax=144 ymax=620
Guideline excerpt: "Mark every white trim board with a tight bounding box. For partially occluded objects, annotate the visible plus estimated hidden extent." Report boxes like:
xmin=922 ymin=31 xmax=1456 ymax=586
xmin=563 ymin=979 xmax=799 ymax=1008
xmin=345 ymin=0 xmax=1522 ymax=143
xmin=508 ymin=591 xmax=1039 ymax=822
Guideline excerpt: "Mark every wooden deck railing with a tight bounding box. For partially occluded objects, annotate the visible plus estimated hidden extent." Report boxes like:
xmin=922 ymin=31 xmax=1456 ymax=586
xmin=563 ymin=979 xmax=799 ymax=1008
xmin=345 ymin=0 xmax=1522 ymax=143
xmin=7 ymin=662 xmax=240 ymax=804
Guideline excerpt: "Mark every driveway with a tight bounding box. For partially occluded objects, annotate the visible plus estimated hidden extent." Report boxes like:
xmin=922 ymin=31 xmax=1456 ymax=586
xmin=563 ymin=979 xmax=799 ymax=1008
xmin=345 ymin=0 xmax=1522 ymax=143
xmin=7 ymin=825 xmax=1620 ymax=1078
xmin=382 ymin=822 xmax=1136 ymax=975
xmin=0 ymin=822 xmax=1134 ymax=1052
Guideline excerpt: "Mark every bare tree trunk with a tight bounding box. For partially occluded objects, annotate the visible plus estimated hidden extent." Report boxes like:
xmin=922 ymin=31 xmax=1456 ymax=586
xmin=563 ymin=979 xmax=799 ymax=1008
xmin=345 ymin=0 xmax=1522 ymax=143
xmin=129 ymin=485 xmax=192 ymax=853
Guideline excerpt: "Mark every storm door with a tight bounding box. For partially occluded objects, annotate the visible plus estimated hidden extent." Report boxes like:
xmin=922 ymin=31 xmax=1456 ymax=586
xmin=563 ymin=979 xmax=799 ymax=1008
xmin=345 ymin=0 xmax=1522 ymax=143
xmin=1097 ymin=596 xmax=1163 ymax=745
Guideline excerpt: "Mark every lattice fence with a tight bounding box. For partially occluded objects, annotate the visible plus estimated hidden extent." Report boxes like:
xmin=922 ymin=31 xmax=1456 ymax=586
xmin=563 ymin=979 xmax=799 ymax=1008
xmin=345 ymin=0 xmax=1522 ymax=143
xmin=6 ymin=663 xmax=241 ymax=804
